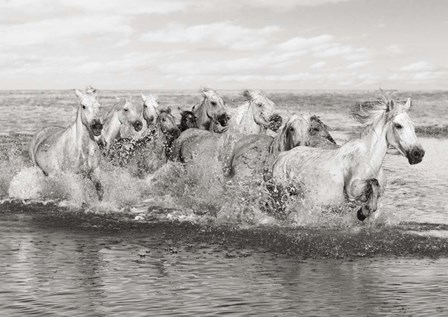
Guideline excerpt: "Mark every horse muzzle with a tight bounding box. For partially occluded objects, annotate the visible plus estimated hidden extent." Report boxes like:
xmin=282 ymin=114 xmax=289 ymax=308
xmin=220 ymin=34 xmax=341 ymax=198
xmin=406 ymin=146 xmax=425 ymax=165
xmin=133 ymin=120 xmax=143 ymax=132
xmin=323 ymin=132 xmax=336 ymax=144
xmin=145 ymin=116 xmax=155 ymax=126
xmin=268 ymin=114 xmax=283 ymax=132
xmin=164 ymin=127 xmax=181 ymax=140
xmin=91 ymin=120 xmax=103 ymax=137
xmin=217 ymin=113 xmax=230 ymax=127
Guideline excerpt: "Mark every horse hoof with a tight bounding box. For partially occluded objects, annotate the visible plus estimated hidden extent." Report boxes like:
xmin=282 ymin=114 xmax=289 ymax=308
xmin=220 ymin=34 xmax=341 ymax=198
xmin=357 ymin=208 xmax=367 ymax=221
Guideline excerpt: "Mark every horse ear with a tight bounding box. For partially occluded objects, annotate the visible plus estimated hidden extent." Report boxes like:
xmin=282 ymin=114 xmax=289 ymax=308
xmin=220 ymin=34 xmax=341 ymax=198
xmin=386 ymin=100 xmax=395 ymax=112
xmin=177 ymin=106 xmax=183 ymax=113
xmin=86 ymin=86 xmax=97 ymax=95
xmin=153 ymin=94 xmax=159 ymax=102
xmin=75 ymin=89 xmax=83 ymax=100
xmin=166 ymin=107 xmax=171 ymax=114
xmin=141 ymin=94 xmax=147 ymax=102
xmin=403 ymin=98 xmax=412 ymax=111
xmin=243 ymin=90 xmax=252 ymax=100
xmin=200 ymin=88 xmax=211 ymax=98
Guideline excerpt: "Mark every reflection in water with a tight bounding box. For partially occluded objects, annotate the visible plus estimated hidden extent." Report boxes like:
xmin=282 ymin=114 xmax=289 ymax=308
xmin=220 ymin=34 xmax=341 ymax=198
xmin=1 ymin=213 xmax=448 ymax=316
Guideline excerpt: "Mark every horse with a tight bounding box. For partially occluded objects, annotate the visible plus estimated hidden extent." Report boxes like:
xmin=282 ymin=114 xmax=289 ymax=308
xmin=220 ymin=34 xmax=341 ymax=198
xmin=226 ymin=89 xmax=283 ymax=135
xmin=227 ymin=114 xmax=337 ymax=182
xmin=29 ymin=87 xmax=105 ymax=200
xmin=109 ymin=107 xmax=180 ymax=177
xmin=97 ymin=97 xmax=143 ymax=155
xmin=170 ymin=90 xmax=283 ymax=179
xmin=141 ymin=93 xmax=160 ymax=127
xmin=178 ymin=106 xmax=198 ymax=132
xmin=193 ymin=88 xmax=230 ymax=132
xmin=270 ymin=97 xmax=425 ymax=221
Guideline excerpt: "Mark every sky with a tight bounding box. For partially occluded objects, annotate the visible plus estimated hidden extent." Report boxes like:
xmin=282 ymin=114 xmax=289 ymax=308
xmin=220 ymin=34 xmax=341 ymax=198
xmin=1 ymin=0 xmax=447 ymax=90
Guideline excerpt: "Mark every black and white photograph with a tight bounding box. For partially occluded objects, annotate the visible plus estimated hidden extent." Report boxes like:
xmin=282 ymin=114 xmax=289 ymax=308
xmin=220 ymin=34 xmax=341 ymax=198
xmin=0 ymin=0 xmax=447 ymax=315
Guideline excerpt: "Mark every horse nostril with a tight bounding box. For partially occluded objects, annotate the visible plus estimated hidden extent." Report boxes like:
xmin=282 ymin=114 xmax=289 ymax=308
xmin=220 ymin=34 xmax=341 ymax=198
xmin=412 ymin=149 xmax=422 ymax=158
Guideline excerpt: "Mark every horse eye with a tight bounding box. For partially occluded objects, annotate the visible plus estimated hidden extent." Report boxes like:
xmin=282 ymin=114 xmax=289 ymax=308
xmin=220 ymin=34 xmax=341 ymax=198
xmin=289 ymin=127 xmax=294 ymax=131
xmin=257 ymin=103 xmax=263 ymax=107
xmin=394 ymin=123 xmax=402 ymax=129
xmin=211 ymin=101 xmax=217 ymax=106
xmin=124 ymin=108 xmax=129 ymax=112
xmin=82 ymin=105 xmax=86 ymax=109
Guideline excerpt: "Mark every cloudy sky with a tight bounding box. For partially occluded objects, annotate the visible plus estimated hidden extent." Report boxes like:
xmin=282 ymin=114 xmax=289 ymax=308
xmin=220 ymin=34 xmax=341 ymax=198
xmin=1 ymin=0 xmax=447 ymax=90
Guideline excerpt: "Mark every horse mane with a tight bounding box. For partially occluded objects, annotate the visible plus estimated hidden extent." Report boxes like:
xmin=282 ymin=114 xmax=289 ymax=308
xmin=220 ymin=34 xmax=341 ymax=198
xmin=158 ymin=107 xmax=172 ymax=115
xmin=200 ymin=87 xmax=218 ymax=95
xmin=351 ymin=90 xmax=397 ymax=127
xmin=143 ymin=94 xmax=158 ymax=103
xmin=103 ymin=99 xmax=125 ymax=124
xmin=310 ymin=115 xmax=329 ymax=130
xmin=243 ymin=89 xmax=262 ymax=101
xmin=269 ymin=115 xmax=302 ymax=154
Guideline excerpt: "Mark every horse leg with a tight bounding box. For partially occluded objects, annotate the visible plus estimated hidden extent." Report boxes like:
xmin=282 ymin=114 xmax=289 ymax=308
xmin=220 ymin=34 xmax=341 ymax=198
xmin=88 ymin=168 xmax=103 ymax=201
xmin=262 ymin=169 xmax=297 ymax=219
xmin=357 ymin=178 xmax=381 ymax=221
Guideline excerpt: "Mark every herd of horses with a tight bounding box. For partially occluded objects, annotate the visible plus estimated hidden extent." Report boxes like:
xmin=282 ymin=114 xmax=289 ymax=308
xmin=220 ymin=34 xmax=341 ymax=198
xmin=29 ymin=87 xmax=425 ymax=221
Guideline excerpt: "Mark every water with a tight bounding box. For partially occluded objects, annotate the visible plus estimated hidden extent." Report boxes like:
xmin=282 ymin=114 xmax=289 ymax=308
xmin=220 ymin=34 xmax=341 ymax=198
xmin=1 ymin=90 xmax=448 ymax=315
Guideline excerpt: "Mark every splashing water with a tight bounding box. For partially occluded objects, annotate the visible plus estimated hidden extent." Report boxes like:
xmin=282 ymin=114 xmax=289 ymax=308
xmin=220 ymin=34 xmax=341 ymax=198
xmin=1 ymin=133 xmax=406 ymax=230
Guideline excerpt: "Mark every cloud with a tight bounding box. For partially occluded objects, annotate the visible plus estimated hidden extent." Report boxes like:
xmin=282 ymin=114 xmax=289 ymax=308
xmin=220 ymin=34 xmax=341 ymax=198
xmin=159 ymin=50 xmax=304 ymax=76
xmin=401 ymin=61 xmax=436 ymax=72
xmin=241 ymin=0 xmax=355 ymax=9
xmin=141 ymin=22 xmax=280 ymax=50
xmin=277 ymin=35 xmax=369 ymax=64
xmin=57 ymin=0 xmax=188 ymax=15
xmin=1 ymin=15 xmax=133 ymax=47
xmin=347 ymin=61 xmax=370 ymax=69
xmin=384 ymin=45 xmax=403 ymax=56
xmin=310 ymin=61 xmax=327 ymax=69
xmin=277 ymin=35 xmax=334 ymax=52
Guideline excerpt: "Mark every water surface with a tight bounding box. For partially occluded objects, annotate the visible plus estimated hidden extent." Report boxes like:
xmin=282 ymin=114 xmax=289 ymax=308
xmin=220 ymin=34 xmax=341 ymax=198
xmin=1 ymin=90 xmax=447 ymax=316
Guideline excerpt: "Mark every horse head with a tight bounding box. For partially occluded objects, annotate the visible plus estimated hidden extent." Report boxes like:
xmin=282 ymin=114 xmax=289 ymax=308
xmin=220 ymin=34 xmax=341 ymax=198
xmin=157 ymin=107 xmax=180 ymax=141
xmin=199 ymin=88 xmax=230 ymax=128
xmin=178 ymin=106 xmax=198 ymax=131
xmin=243 ymin=90 xmax=282 ymax=132
xmin=308 ymin=115 xmax=336 ymax=146
xmin=276 ymin=115 xmax=311 ymax=151
xmin=75 ymin=86 xmax=103 ymax=137
xmin=385 ymin=98 xmax=425 ymax=165
xmin=117 ymin=96 xmax=143 ymax=132
xmin=142 ymin=93 xmax=160 ymax=126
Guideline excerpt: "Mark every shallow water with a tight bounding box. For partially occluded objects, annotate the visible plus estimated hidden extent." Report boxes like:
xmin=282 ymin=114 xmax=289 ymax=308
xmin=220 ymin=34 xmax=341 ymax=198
xmin=1 ymin=90 xmax=448 ymax=315
xmin=1 ymin=210 xmax=448 ymax=316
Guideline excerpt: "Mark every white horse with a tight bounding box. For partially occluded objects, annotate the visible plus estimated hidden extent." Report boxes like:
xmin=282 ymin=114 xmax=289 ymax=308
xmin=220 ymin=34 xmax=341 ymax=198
xmin=98 ymin=97 xmax=143 ymax=155
xmin=227 ymin=114 xmax=336 ymax=181
xmin=109 ymin=108 xmax=180 ymax=177
xmin=118 ymin=93 xmax=161 ymax=140
xmin=29 ymin=87 xmax=104 ymax=199
xmin=170 ymin=90 xmax=283 ymax=181
xmin=193 ymin=88 xmax=230 ymax=132
xmin=225 ymin=89 xmax=283 ymax=135
xmin=271 ymin=98 xmax=424 ymax=220
xmin=141 ymin=93 xmax=160 ymax=128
